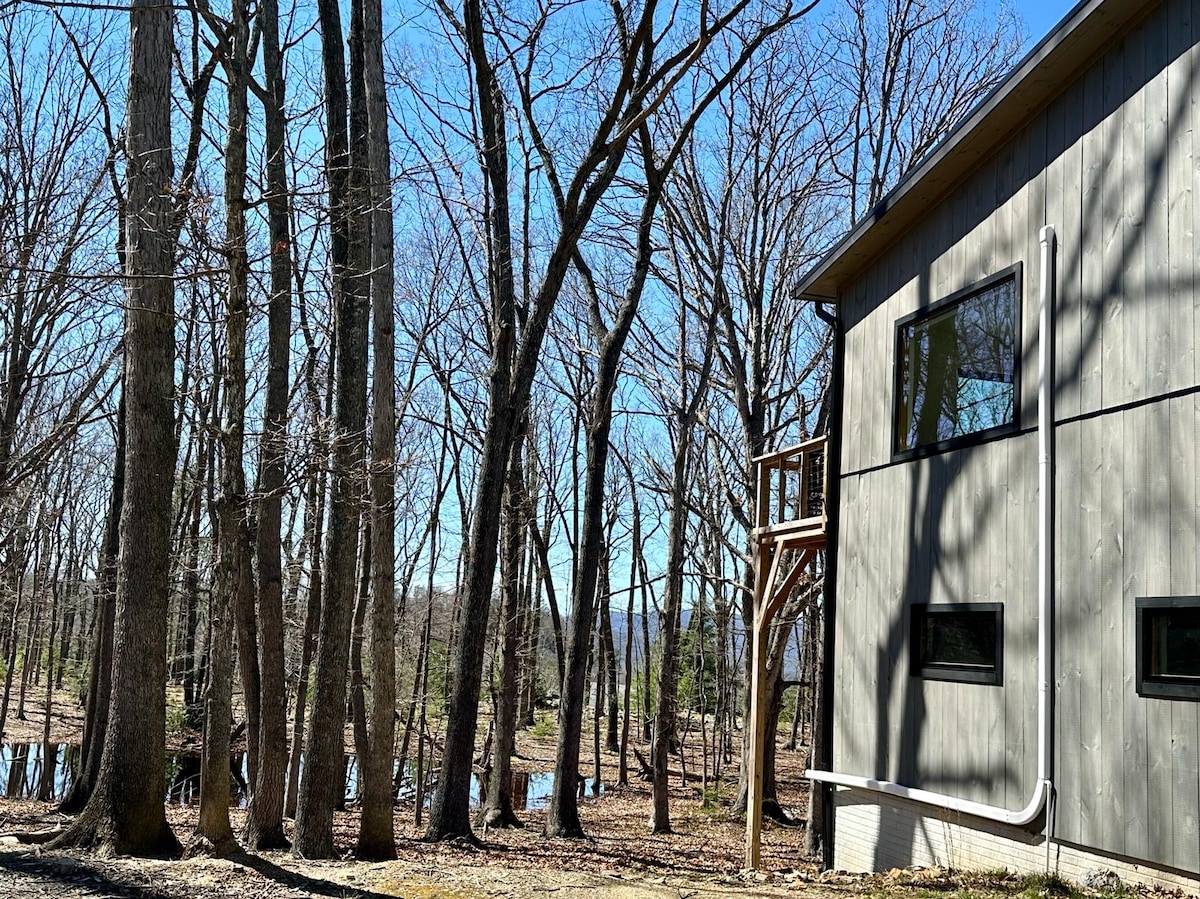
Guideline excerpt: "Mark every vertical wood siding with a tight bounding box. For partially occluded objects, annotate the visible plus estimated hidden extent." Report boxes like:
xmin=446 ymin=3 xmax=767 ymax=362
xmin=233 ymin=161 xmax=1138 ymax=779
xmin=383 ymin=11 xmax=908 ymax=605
xmin=834 ymin=0 xmax=1200 ymax=875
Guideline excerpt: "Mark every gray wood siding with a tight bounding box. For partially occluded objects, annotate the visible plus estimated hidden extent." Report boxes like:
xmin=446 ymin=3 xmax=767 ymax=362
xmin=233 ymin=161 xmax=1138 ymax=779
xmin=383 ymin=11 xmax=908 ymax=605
xmin=833 ymin=437 xmax=1039 ymax=808
xmin=833 ymin=0 xmax=1200 ymax=875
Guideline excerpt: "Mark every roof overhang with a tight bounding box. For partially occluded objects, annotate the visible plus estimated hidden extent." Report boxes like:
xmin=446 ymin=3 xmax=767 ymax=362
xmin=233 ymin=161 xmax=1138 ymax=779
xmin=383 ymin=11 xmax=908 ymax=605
xmin=797 ymin=0 xmax=1155 ymax=303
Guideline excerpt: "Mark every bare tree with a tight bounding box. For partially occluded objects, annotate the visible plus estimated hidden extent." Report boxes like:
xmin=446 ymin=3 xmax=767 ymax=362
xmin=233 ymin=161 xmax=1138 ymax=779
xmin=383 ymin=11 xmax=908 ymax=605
xmin=817 ymin=0 xmax=1022 ymax=223
xmin=356 ymin=0 xmax=398 ymax=858
xmin=418 ymin=0 xmax=811 ymax=844
xmin=644 ymin=248 xmax=721 ymax=833
xmin=477 ymin=430 xmax=528 ymax=829
xmin=243 ymin=0 xmax=293 ymax=849
xmin=51 ymin=0 xmax=179 ymax=856
xmin=293 ymin=0 xmax=372 ymax=856
xmin=191 ymin=0 xmax=252 ymax=856
xmin=0 ymin=15 xmax=121 ymax=695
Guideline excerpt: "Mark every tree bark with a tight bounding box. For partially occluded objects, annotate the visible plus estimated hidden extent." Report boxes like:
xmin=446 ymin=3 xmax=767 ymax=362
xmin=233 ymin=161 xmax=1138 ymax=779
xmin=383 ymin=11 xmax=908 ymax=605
xmin=36 ymin=575 xmax=60 ymax=802
xmin=423 ymin=0 xmax=519 ymax=843
xmin=284 ymin=319 xmax=331 ymax=820
xmin=50 ymin=0 xmax=178 ymax=854
xmin=350 ymin=525 xmax=372 ymax=798
xmin=479 ymin=440 xmax=526 ymax=830
xmin=600 ymin=556 xmax=619 ymax=753
xmin=617 ymin=467 xmax=639 ymax=787
xmin=194 ymin=6 xmax=251 ymax=850
xmin=292 ymin=0 xmax=370 ymax=853
xmin=243 ymin=0 xmax=291 ymax=848
xmin=650 ymin=439 xmax=688 ymax=834
xmin=356 ymin=0 xmax=397 ymax=854
xmin=58 ymin=393 xmax=123 ymax=813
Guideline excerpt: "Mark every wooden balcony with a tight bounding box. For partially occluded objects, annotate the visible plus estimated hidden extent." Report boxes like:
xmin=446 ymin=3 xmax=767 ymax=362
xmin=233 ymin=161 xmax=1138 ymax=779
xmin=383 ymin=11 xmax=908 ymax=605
xmin=751 ymin=434 xmax=828 ymax=551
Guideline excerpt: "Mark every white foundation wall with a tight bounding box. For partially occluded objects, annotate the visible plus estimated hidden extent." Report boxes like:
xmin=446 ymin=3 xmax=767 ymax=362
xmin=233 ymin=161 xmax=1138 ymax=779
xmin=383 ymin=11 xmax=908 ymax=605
xmin=832 ymin=789 xmax=1200 ymax=894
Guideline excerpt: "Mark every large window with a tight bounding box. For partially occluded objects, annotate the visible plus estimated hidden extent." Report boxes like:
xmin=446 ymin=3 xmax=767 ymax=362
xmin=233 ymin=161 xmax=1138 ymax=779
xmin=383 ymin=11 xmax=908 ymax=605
xmin=910 ymin=603 xmax=1003 ymax=685
xmin=894 ymin=267 xmax=1020 ymax=457
xmin=1137 ymin=597 xmax=1200 ymax=700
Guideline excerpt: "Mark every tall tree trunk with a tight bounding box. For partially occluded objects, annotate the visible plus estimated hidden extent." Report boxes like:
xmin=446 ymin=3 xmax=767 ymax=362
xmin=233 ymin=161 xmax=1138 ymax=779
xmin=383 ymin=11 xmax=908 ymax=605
xmin=357 ymin=0 xmax=397 ymax=853
xmin=617 ymin=475 xmax=639 ymax=786
xmin=650 ymin=277 xmax=719 ymax=833
xmin=58 ymin=393 xmax=123 ymax=813
xmin=640 ymin=557 xmax=652 ymax=743
xmin=293 ymin=0 xmax=370 ymax=853
xmin=593 ymin=539 xmax=611 ymax=790
xmin=243 ymin=0 xmax=291 ymax=845
xmin=233 ymin=549 xmax=260 ymax=790
xmin=194 ymin=6 xmax=251 ymax=849
xmin=55 ymin=587 xmax=74 ymax=691
xmin=650 ymin=439 xmax=688 ymax=834
xmin=180 ymin=478 xmax=201 ymax=716
xmin=544 ymin=121 xmax=668 ymax=838
xmin=423 ymin=0 xmax=517 ymax=842
xmin=479 ymin=441 xmax=525 ymax=829
xmin=397 ymin=429 xmax=450 ymax=801
xmin=517 ymin=500 xmax=538 ymax=727
xmin=16 ymin=585 xmax=42 ymax=720
xmin=350 ymin=525 xmax=371 ymax=798
xmin=50 ymin=0 xmax=178 ymax=854
xmin=0 ymin=563 xmax=27 ymax=743
xmin=428 ymin=0 xmax=731 ymax=839
xmin=544 ymin=403 xmax=612 ymax=838
xmin=527 ymin=518 xmax=563 ymax=687
xmin=284 ymin=352 xmax=330 ymax=820
xmin=181 ymin=383 xmax=215 ymax=724
xmin=36 ymin=574 xmax=60 ymax=802
xmin=403 ymin=547 xmax=436 ymax=816
xmin=600 ymin=558 xmax=619 ymax=753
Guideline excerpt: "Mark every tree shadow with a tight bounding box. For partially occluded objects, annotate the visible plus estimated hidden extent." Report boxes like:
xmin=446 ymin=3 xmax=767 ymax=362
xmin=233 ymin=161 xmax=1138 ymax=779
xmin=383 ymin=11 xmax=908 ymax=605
xmin=0 ymin=847 xmax=403 ymax=899
xmin=0 ymin=850 xmax=178 ymax=898
xmin=837 ymin=5 xmax=1198 ymax=872
xmin=229 ymin=850 xmax=397 ymax=898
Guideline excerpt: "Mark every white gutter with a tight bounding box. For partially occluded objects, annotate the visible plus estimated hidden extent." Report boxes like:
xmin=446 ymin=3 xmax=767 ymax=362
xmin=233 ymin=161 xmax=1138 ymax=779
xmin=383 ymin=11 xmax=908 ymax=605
xmin=806 ymin=226 xmax=1057 ymax=830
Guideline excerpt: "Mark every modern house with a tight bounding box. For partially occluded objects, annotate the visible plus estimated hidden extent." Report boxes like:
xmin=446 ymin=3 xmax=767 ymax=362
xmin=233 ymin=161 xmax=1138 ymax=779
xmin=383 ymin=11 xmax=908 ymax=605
xmin=749 ymin=0 xmax=1200 ymax=889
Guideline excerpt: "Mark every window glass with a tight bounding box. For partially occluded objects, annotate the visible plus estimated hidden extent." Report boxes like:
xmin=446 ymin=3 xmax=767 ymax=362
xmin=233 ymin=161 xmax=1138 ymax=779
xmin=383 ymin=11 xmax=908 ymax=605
xmin=1138 ymin=598 xmax=1200 ymax=699
xmin=896 ymin=275 xmax=1018 ymax=455
xmin=910 ymin=604 xmax=1002 ymax=685
xmin=1149 ymin=607 xmax=1200 ymax=679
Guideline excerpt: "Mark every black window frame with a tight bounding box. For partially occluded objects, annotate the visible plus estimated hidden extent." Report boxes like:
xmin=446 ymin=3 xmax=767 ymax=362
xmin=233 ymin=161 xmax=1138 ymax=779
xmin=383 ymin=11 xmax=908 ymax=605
xmin=1136 ymin=596 xmax=1200 ymax=701
xmin=910 ymin=602 xmax=1004 ymax=686
xmin=892 ymin=264 xmax=1023 ymax=461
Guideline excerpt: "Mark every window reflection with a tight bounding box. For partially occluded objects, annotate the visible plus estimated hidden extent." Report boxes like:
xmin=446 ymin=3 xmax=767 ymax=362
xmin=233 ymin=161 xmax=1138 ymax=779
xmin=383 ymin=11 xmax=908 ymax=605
xmin=896 ymin=275 xmax=1017 ymax=454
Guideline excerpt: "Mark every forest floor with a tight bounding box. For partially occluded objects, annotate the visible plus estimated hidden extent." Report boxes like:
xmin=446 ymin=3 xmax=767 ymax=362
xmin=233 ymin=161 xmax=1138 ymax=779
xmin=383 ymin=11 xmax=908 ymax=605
xmin=0 ymin=691 xmax=1179 ymax=899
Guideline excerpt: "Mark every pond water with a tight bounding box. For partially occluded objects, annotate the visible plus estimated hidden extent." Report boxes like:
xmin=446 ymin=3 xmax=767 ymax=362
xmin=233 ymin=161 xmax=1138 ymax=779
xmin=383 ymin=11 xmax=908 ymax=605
xmin=0 ymin=742 xmax=602 ymax=812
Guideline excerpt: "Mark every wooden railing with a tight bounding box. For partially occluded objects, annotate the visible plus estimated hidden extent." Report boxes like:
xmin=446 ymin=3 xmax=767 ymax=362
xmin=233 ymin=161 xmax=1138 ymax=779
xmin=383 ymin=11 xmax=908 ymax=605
xmin=752 ymin=434 xmax=828 ymax=548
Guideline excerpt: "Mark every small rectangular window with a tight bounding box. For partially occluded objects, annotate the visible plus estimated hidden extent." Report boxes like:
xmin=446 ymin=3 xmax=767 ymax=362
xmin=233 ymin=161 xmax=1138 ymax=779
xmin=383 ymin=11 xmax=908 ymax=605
xmin=910 ymin=603 xmax=1003 ymax=685
xmin=1137 ymin=597 xmax=1200 ymax=700
xmin=894 ymin=266 xmax=1021 ymax=457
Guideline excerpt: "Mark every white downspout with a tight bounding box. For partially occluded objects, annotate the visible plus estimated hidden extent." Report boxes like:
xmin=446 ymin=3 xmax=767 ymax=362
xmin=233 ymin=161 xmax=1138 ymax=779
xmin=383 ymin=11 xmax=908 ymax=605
xmin=806 ymin=226 xmax=1056 ymax=831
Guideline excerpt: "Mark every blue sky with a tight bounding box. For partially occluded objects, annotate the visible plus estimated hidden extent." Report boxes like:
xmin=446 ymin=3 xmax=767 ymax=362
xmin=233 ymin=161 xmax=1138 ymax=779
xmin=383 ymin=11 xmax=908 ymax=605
xmin=1017 ymin=0 xmax=1078 ymax=47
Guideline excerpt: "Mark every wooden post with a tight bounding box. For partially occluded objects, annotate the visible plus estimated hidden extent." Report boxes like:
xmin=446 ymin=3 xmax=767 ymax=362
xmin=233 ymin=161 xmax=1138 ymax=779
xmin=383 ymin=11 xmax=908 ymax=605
xmin=756 ymin=456 xmax=771 ymax=532
xmin=745 ymin=540 xmax=785 ymax=869
xmin=744 ymin=596 xmax=771 ymax=869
